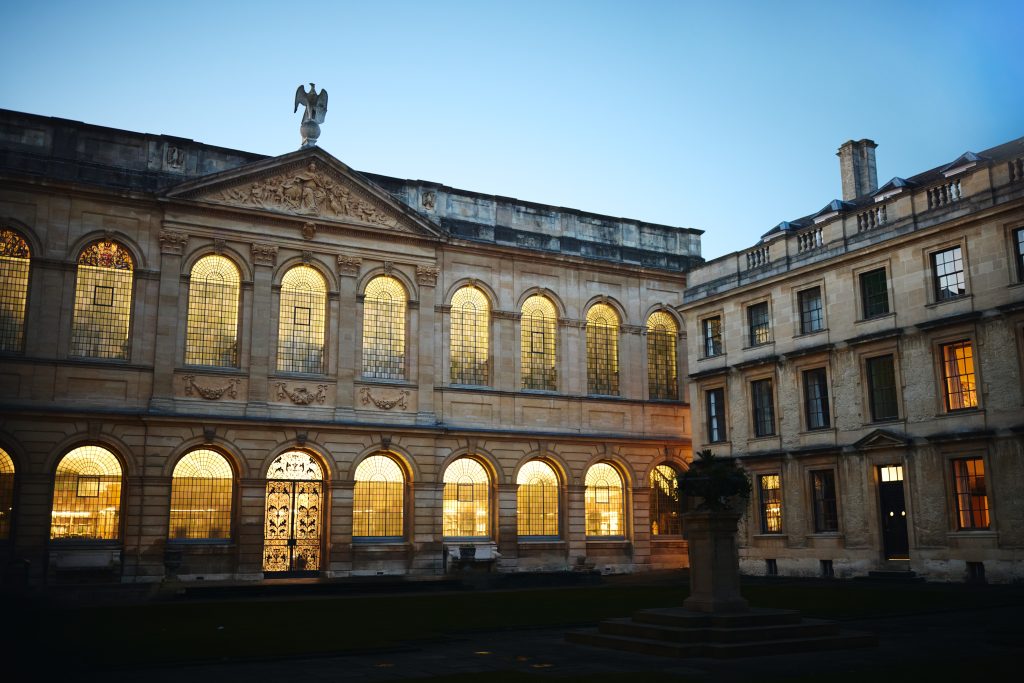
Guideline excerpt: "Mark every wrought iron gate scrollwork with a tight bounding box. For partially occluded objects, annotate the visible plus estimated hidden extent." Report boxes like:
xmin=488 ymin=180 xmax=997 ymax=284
xmin=263 ymin=454 xmax=324 ymax=573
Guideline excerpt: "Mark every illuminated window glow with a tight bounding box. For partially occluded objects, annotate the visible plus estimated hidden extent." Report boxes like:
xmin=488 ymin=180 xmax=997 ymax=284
xmin=941 ymin=340 xmax=978 ymax=411
xmin=50 ymin=446 xmax=122 ymax=540
xmin=0 ymin=448 xmax=13 ymax=540
xmin=586 ymin=303 xmax=619 ymax=395
xmin=362 ymin=276 xmax=406 ymax=379
xmin=521 ymin=295 xmax=557 ymax=391
xmin=442 ymin=458 xmax=489 ymax=537
xmin=646 ymin=311 xmax=678 ymax=400
xmin=952 ymin=458 xmax=989 ymax=529
xmin=758 ymin=474 xmax=782 ymax=534
xmin=516 ymin=460 xmax=558 ymax=537
xmin=186 ymin=255 xmax=240 ymax=367
xmin=264 ymin=451 xmax=323 ymax=572
xmin=70 ymin=241 xmax=134 ymax=359
xmin=450 ymin=286 xmax=490 ymax=385
xmin=353 ymin=455 xmax=405 ymax=538
xmin=0 ymin=228 xmax=30 ymax=352
xmin=277 ymin=265 xmax=327 ymax=374
xmin=169 ymin=449 xmax=233 ymax=540
xmin=585 ymin=463 xmax=624 ymax=536
xmin=650 ymin=464 xmax=681 ymax=536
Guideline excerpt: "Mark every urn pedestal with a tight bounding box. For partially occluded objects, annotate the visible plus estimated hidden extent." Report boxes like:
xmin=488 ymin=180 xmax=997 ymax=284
xmin=681 ymin=510 xmax=749 ymax=614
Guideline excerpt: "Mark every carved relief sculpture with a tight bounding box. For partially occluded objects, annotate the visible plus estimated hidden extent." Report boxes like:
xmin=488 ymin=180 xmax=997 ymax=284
xmin=359 ymin=387 xmax=410 ymax=411
xmin=416 ymin=265 xmax=440 ymax=286
xmin=158 ymin=229 xmax=189 ymax=255
xmin=422 ymin=190 xmax=436 ymax=210
xmin=337 ymin=254 xmax=361 ymax=277
xmin=275 ymin=382 xmax=328 ymax=406
xmin=251 ymin=243 xmax=279 ymax=267
xmin=183 ymin=375 xmax=240 ymax=400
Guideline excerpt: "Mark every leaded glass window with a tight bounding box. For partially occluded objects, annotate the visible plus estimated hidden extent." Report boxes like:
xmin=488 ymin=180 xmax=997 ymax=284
xmin=442 ymin=458 xmax=489 ymax=538
xmin=866 ymin=354 xmax=898 ymax=421
xmin=752 ymin=378 xmax=775 ymax=437
xmin=0 ymin=448 xmax=13 ymax=540
xmin=758 ymin=473 xmax=782 ymax=534
xmin=185 ymin=255 xmax=241 ymax=367
xmin=169 ymin=449 xmax=233 ymax=540
xmin=811 ymin=470 xmax=838 ymax=532
xmin=650 ymin=464 xmax=681 ymax=536
xmin=586 ymin=303 xmax=619 ymax=395
xmin=646 ymin=311 xmax=678 ymax=400
xmin=747 ymin=302 xmax=770 ymax=346
xmin=277 ymin=265 xmax=327 ymax=374
xmin=362 ymin=276 xmax=406 ymax=380
xmin=941 ymin=341 xmax=978 ymax=411
xmin=803 ymin=368 xmax=831 ymax=430
xmin=952 ymin=458 xmax=989 ymax=530
xmin=353 ymin=454 xmax=405 ymax=538
xmin=932 ymin=246 xmax=966 ymax=301
xmin=50 ymin=446 xmax=122 ymax=540
xmin=516 ymin=460 xmax=558 ymax=537
xmin=0 ymin=228 xmax=30 ymax=353
xmin=450 ymin=286 xmax=490 ymax=386
xmin=585 ymin=463 xmax=624 ymax=536
xmin=798 ymin=287 xmax=823 ymax=335
xmin=521 ymin=295 xmax=557 ymax=391
xmin=70 ymin=240 xmax=134 ymax=359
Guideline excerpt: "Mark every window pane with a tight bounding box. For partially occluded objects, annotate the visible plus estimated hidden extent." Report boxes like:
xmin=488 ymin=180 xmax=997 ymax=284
xmin=748 ymin=302 xmax=770 ymax=346
xmin=649 ymin=464 xmax=681 ymax=536
xmin=362 ymin=276 xmax=407 ymax=379
xmin=586 ymin=304 xmax=619 ymax=395
xmin=952 ymin=458 xmax=989 ymax=529
xmin=646 ymin=311 xmax=678 ymax=400
xmin=0 ymin=448 xmax=14 ymax=540
xmin=811 ymin=470 xmax=838 ymax=532
xmin=71 ymin=241 xmax=134 ymax=359
xmin=866 ymin=355 xmax=898 ymax=421
xmin=353 ymin=455 xmax=405 ymax=538
xmin=798 ymin=287 xmax=823 ymax=334
xmin=585 ymin=463 xmax=623 ymax=536
xmin=758 ymin=474 xmax=782 ymax=534
xmin=1015 ymin=228 xmax=1024 ymax=283
xmin=752 ymin=379 xmax=775 ymax=437
xmin=706 ymin=388 xmax=726 ymax=443
xmin=516 ymin=460 xmax=559 ymax=537
xmin=50 ymin=446 xmax=122 ymax=540
xmin=170 ymin=449 xmax=233 ymax=540
xmin=186 ymin=255 xmax=241 ymax=367
xmin=933 ymin=247 xmax=966 ymax=301
xmin=277 ymin=266 xmax=327 ymax=373
xmin=860 ymin=268 xmax=889 ymax=318
xmin=450 ymin=286 xmax=490 ymax=386
xmin=941 ymin=341 xmax=978 ymax=411
xmin=0 ymin=228 xmax=31 ymax=352
xmin=442 ymin=458 xmax=489 ymax=537
xmin=702 ymin=316 xmax=722 ymax=357
xmin=803 ymin=368 xmax=831 ymax=430
xmin=520 ymin=296 xmax=557 ymax=390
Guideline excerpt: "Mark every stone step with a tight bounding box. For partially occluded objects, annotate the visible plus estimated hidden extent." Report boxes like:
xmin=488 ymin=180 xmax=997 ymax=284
xmin=599 ymin=617 xmax=840 ymax=644
xmin=568 ymin=628 xmax=877 ymax=659
xmin=632 ymin=606 xmax=802 ymax=628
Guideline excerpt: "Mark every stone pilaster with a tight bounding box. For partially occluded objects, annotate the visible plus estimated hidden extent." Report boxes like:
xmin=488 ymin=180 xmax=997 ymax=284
xmin=150 ymin=228 xmax=188 ymax=409
xmin=246 ymin=243 xmax=277 ymax=414
xmin=415 ymin=265 xmax=439 ymax=424
xmin=334 ymin=255 xmax=361 ymax=418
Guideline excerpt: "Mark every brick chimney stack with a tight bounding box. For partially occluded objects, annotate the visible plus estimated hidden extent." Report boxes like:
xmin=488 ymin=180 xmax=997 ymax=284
xmin=837 ymin=139 xmax=878 ymax=200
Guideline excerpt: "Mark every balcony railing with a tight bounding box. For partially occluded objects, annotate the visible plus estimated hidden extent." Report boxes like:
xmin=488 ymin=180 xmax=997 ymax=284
xmin=927 ymin=179 xmax=962 ymax=209
xmin=796 ymin=227 xmax=823 ymax=253
xmin=745 ymin=245 xmax=770 ymax=270
xmin=857 ymin=205 xmax=887 ymax=232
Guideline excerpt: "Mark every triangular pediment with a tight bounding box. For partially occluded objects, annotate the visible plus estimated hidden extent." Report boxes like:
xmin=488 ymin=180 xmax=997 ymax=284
xmin=852 ymin=429 xmax=911 ymax=451
xmin=163 ymin=147 xmax=442 ymax=238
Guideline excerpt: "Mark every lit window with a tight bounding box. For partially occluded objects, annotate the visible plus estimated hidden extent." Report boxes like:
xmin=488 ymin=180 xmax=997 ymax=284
xmin=751 ymin=378 xmax=775 ymax=437
xmin=702 ymin=316 xmax=722 ymax=357
xmin=353 ymin=455 xmax=405 ymax=538
xmin=0 ymin=448 xmax=14 ymax=540
xmin=521 ymin=295 xmax=557 ymax=391
xmin=450 ymin=286 xmax=490 ymax=385
xmin=758 ymin=473 xmax=782 ymax=534
xmin=516 ymin=460 xmax=559 ymax=537
xmin=747 ymin=302 xmax=770 ymax=346
xmin=186 ymin=255 xmax=241 ymax=367
xmin=879 ymin=465 xmax=903 ymax=483
xmin=803 ymin=368 xmax=831 ymax=430
xmin=277 ymin=265 xmax=327 ymax=374
xmin=859 ymin=268 xmax=889 ymax=318
xmin=941 ymin=341 xmax=978 ymax=411
xmin=866 ymin=354 xmax=899 ymax=421
xmin=586 ymin=303 xmax=619 ymax=395
xmin=706 ymin=388 xmax=726 ymax=443
xmin=169 ymin=449 xmax=233 ymax=540
xmin=585 ymin=463 xmax=624 ymax=536
xmin=362 ymin=276 xmax=407 ymax=380
xmin=932 ymin=246 xmax=966 ymax=301
xmin=647 ymin=311 xmax=678 ymax=400
xmin=649 ymin=464 xmax=681 ymax=536
xmin=442 ymin=458 xmax=489 ymax=538
xmin=811 ymin=470 xmax=838 ymax=533
xmin=798 ymin=287 xmax=823 ymax=334
xmin=70 ymin=240 xmax=134 ymax=359
xmin=50 ymin=446 xmax=122 ymax=540
xmin=952 ymin=458 xmax=989 ymax=530
xmin=0 ymin=228 xmax=31 ymax=353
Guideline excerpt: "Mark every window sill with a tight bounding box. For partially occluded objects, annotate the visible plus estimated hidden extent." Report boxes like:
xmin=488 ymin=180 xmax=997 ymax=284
xmin=699 ymin=353 xmax=725 ymax=362
xmin=271 ymin=371 xmax=330 ymax=381
xmin=752 ymin=533 xmax=786 ymax=540
xmin=179 ymin=365 xmax=246 ymax=376
xmin=742 ymin=342 xmax=775 ymax=351
xmin=166 ymin=539 xmax=234 ymax=546
xmin=799 ymin=427 xmax=835 ymax=436
xmin=749 ymin=434 xmax=779 ymax=442
xmin=585 ymin=536 xmax=628 ymax=543
xmin=946 ymin=530 xmax=996 ymax=539
xmin=517 ymin=538 xmax=564 ymax=547
xmin=856 ymin=312 xmax=895 ymax=324
xmin=793 ymin=328 xmax=827 ymax=340
xmin=925 ymin=293 xmax=972 ymax=309
xmin=868 ymin=417 xmax=902 ymax=425
xmin=352 ymin=538 xmax=407 ymax=545
xmin=936 ymin=407 xmax=983 ymax=418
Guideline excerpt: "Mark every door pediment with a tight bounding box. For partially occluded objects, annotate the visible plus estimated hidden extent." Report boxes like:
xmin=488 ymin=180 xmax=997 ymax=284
xmin=853 ymin=428 xmax=911 ymax=451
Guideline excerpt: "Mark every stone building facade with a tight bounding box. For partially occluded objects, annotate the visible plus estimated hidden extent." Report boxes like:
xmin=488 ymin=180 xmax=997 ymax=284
xmin=0 ymin=110 xmax=700 ymax=583
xmin=680 ymin=137 xmax=1024 ymax=583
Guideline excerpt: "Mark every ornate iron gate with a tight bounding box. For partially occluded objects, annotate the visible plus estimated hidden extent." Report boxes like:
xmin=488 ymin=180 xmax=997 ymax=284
xmin=263 ymin=451 xmax=324 ymax=573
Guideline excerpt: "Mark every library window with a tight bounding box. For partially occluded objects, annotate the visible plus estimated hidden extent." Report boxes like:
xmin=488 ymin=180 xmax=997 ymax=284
xmin=516 ymin=460 xmax=559 ymax=538
xmin=353 ymin=454 xmax=405 ymax=538
xmin=277 ymin=265 xmax=327 ymax=374
xmin=798 ymin=287 xmax=824 ymax=334
xmin=362 ymin=276 xmax=407 ymax=380
xmin=952 ymin=458 xmax=989 ymax=530
xmin=932 ymin=246 xmax=966 ymax=301
xmin=758 ymin=474 xmax=782 ymax=534
xmin=702 ymin=316 xmax=722 ymax=357
xmin=811 ymin=470 xmax=838 ymax=533
xmin=70 ymin=240 xmax=134 ymax=359
xmin=803 ymin=368 xmax=831 ymax=430
xmin=940 ymin=340 xmax=978 ymax=411
xmin=442 ymin=458 xmax=489 ymax=538
xmin=585 ymin=463 xmax=624 ymax=537
xmin=859 ymin=268 xmax=890 ymax=319
xmin=586 ymin=303 xmax=620 ymax=395
xmin=751 ymin=378 xmax=776 ymax=437
xmin=747 ymin=302 xmax=770 ymax=346
xmin=650 ymin=464 xmax=681 ymax=536
xmin=0 ymin=227 xmax=31 ymax=353
xmin=866 ymin=354 xmax=899 ymax=421
xmin=646 ymin=311 xmax=679 ymax=400
xmin=706 ymin=388 xmax=726 ymax=443
xmin=450 ymin=286 xmax=490 ymax=386
xmin=185 ymin=255 xmax=241 ymax=367
xmin=169 ymin=449 xmax=233 ymax=540
xmin=520 ymin=295 xmax=557 ymax=391
xmin=50 ymin=446 xmax=122 ymax=541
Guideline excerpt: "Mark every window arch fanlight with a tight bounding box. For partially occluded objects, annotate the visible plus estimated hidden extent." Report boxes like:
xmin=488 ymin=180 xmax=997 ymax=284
xmin=450 ymin=285 xmax=490 ymax=386
xmin=586 ymin=303 xmax=620 ymax=396
xmin=516 ymin=460 xmax=559 ymax=537
xmin=277 ymin=265 xmax=328 ymax=374
xmin=520 ymin=295 xmax=557 ymax=391
xmin=646 ymin=311 xmax=679 ymax=400
xmin=185 ymin=254 xmax=241 ymax=367
xmin=442 ymin=457 xmax=490 ymax=538
xmin=362 ymin=275 xmax=407 ymax=380
xmin=267 ymin=450 xmax=324 ymax=480
xmin=50 ymin=446 xmax=122 ymax=541
xmin=70 ymin=240 xmax=134 ymax=359
xmin=650 ymin=464 xmax=681 ymax=536
xmin=169 ymin=449 xmax=234 ymax=541
xmin=585 ymin=462 xmax=624 ymax=537
xmin=0 ymin=447 xmax=14 ymax=540
xmin=0 ymin=227 xmax=31 ymax=353
xmin=353 ymin=454 xmax=405 ymax=538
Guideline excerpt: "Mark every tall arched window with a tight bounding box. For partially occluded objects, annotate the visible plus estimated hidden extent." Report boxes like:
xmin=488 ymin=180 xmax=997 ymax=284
xmin=70 ymin=240 xmax=134 ymax=359
xmin=585 ymin=462 xmax=624 ymax=537
xmin=521 ymin=295 xmax=557 ymax=391
xmin=442 ymin=458 xmax=489 ymax=538
xmin=169 ymin=449 xmax=233 ymax=540
xmin=50 ymin=446 xmax=122 ymax=541
xmin=353 ymin=454 xmax=405 ymax=538
xmin=516 ymin=460 xmax=558 ymax=537
xmin=0 ymin=228 xmax=31 ymax=353
xmin=647 ymin=311 xmax=679 ymax=400
xmin=186 ymin=255 xmax=241 ymax=367
xmin=277 ymin=265 xmax=327 ymax=374
xmin=0 ymin=448 xmax=14 ymax=540
xmin=450 ymin=286 xmax=490 ymax=386
xmin=362 ymin=275 xmax=406 ymax=379
xmin=586 ymin=303 xmax=620 ymax=395
xmin=650 ymin=464 xmax=681 ymax=536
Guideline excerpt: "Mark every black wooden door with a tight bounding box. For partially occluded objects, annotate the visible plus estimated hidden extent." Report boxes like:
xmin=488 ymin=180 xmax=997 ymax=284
xmin=878 ymin=468 xmax=909 ymax=559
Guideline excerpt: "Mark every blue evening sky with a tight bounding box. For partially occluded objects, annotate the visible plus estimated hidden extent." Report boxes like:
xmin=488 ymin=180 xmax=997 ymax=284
xmin=1 ymin=0 xmax=1021 ymax=260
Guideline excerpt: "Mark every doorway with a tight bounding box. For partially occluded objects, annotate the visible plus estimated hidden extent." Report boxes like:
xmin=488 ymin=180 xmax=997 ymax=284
xmin=878 ymin=464 xmax=909 ymax=560
xmin=263 ymin=451 xmax=324 ymax=575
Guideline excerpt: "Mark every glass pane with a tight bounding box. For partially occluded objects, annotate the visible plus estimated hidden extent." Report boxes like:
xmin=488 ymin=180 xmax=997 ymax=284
xmin=520 ymin=296 xmax=557 ymax=390
xmin=71 ymin=241 xmax=134 ymax=359
xmin=353 ymin=455 xmax=405 ymax=537
xmin=649 ymin=464 xmax=681 ymax=536
xmin=170 ymin=449 xmax=233 ymax=540
xmin=277 ymin=266 xmax=327 ymax=373
xmin=442 ymin=458 xmax=489 ymax=537
xmin=941 ymin=341 xmax=978 ymax=411
xmin=646 ymin=312 xmax=678 ymax=400
xmin=185 ymin=255 xmax=241 ymax=367
xmin=516 ymin=460 xmax=559 ymax=537
xmin=450 ymin=287 xmax=490 ymax=385
xmin=0 ymin=228 xmax=31 ymax=352
xmin=586 ymin=304 xmax=619 ymax=395
xmin=585 ymin=463 xmax=623 ymax=536
xmin=51 ymin=446 xmax=122 ymax=540
xmin=362 ymin=276 xmax=406 ymax=379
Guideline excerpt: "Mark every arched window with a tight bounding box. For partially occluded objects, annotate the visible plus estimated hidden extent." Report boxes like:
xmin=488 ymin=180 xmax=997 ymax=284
xmin=585 ymin=462 xmax=624 ymax=537
xmin=442 ymin=458 xmax=489 ymax=538
xmin=650 ymin=464 xmax=681 ymax=536
xmin=521 ymin=295 xmax=557 ymax=391
xmin=0 ymin=448 xmax=14 ymax=540
xmin=186 ymin=255 xmax=241 ymax=367
xmin=450 ymin=286 xmax=490 ymax=386
xmin=70 ymin=240 xmax=134 ymax=359
xmin=646 ymin=311 xmax=679 ymax=400
xmin=169 ymin=449 xmax=233 ymax=540
xmin=362 ymin=276 xmax=406 ymax=379
xmin=586 ymin=303 xmax=620 ymax=395
xmin=0 ymin=228 xmax=31 ymax=353
xmin=516 ymin=460 xmax=558 ymax=537
xmin=277 ymin=265 xmax=327 ymax=374
xmin=353 ymin=454 xmax=405 ymax=538
xmin=50 ymin=446 xmax=122 ymax=541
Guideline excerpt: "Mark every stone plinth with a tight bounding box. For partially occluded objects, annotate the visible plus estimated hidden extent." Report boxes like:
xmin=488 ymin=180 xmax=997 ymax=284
xmin=682 ymin=510 xmax=748 ymax=614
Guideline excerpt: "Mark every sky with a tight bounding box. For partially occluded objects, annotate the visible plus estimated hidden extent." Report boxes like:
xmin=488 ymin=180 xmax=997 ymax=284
xmin=1 ymin=0 xmax=1021 ymax=261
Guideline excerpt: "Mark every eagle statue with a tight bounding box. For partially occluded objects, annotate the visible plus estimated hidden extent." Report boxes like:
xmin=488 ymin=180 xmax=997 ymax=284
xmin=294 ymin=83 xmax=328 ymax=147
